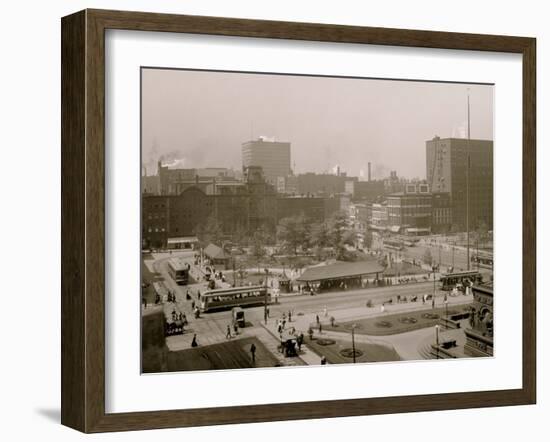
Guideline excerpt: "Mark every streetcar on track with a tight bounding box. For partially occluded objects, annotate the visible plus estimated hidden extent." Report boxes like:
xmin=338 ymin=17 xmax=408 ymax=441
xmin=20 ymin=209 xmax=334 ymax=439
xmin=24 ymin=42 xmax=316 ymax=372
xmin=471 ymin=251 xmax=493 ymax=269
xmin=200 ymin=285 xmax=270 ymax=312
xmin=440 ymin=270 xmax=482 ymax=291
xmin=167 ymin=257 xmax=190 ymax=285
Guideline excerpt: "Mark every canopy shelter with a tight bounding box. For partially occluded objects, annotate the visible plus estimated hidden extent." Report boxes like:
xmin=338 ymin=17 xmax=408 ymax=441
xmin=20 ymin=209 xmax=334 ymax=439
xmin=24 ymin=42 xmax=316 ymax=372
xmin=296 ymin=260 xmax=385 ymax=293
xmin=203 ymin=243 xmax=231 ymax=269
xmin=167 ymin=236 xmax=198 ymax=249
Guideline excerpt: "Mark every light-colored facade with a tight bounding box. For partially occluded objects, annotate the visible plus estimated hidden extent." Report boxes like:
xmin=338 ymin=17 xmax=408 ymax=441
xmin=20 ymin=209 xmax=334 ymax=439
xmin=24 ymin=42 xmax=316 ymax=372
xmin=386 ymin=183 xmax=432 ymax=234
xmin=242 ymin=137 xmax=291 ymax=186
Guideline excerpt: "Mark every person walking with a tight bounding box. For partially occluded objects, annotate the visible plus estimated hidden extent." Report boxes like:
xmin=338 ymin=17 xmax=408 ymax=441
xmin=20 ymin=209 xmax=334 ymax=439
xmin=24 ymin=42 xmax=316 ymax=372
xmin=297 ymin=333 xmax=304 ymax=351
xmin=288 ymin=310 xmax=292 ymax=322
xmin=191 ymin=334 xmax=198 ymax=347
xmin=226 ymin=325 xmax=231 ymax=339
xmin=318 ymin=322 xmax=322 ymax=334
xmin=250 ymin=343 xmax=257 ymax=363
xmin=316 ymin=314 xmax=320 ymax=325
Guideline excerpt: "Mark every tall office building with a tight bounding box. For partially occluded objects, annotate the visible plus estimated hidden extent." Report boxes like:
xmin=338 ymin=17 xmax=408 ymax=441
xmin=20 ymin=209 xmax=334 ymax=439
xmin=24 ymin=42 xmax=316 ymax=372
xmin=426 ymin=136 xmax=493 ymax=230
xmin=242 ymin=137 xmax=291 ymax=186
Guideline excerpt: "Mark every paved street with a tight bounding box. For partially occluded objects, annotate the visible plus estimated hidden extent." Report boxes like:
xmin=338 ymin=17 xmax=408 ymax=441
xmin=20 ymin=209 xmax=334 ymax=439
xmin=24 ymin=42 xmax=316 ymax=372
xmin=142 ymin=250 xmax=474 ymax=368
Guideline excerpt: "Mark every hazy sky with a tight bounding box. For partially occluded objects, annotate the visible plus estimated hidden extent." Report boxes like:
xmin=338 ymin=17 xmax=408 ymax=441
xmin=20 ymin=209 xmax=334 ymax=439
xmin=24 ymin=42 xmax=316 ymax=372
xmin=141 ymin=68 xmax=493 ymax=180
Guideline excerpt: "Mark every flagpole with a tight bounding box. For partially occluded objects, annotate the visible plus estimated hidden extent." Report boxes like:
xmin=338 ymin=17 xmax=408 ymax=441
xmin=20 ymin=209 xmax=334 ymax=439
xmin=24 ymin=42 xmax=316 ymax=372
xmin=466 ymin=91 xmax=471 ymax=271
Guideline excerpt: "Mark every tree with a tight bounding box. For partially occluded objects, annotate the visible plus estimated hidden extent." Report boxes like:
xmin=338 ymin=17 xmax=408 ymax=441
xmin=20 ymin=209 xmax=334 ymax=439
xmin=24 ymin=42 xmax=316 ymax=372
xmin=327 ymin=211 xmax=352 ymax=260
xmin=251 ymin=230 xmax=267 ymax=273
xmin=232 ymin=223 xmax=249 ymax=247
xmin=309 ymin=222 xmax=329 ymax=259
xmin=364 ymin=229 xmax=373 ymax=250
xmin=197 ymin=215 xmax=223 ymax=247
xmin=276 ymin=214 xmax=308 ymax=255
xmin=423 ymin=248 xmax=433 ymax=266
xmin=476 ymin=220 xmax=489 ymax=247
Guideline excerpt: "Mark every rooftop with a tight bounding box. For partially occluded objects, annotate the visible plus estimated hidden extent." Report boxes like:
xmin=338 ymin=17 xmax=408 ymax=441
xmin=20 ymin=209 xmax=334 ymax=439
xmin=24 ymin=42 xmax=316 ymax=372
xmin=204 ymin=243 xmax=230 ymax=260
xmin=296 ymin=260 xmax=385 ymax=282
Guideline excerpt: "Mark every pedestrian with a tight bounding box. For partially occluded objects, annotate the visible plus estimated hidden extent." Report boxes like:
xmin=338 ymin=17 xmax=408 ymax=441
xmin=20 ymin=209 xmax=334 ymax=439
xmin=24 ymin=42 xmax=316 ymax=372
xmin=288 ymin=310 xmax=292 ymax=322
xmin=191 ymin=300 xmax=195 ymax=310
xmin=142 ymin=297 xmax=147 ymax=308
xmin=282 ymin=319 xmax=286 ymax=329
xmin=308 ymin=327 xmax=314 ymax=341
xmin=330 ymin=316 xmax=335 ymax=327
xmin=318 ymin=322 xmax=322 ymax=334
xmin=316 ymin=314 xmax=320 ymax=324
xmin=320 ymin=356 xmax=327 ymax=365
xmin=191 ymin=334 xmax=198 ymax=347
xmin=233 ymin=322 xmax=239 ymax=335
xmin=297 ymin=333 xmax=304 ymax=351
xmin=266 ymin=307 xmax=270 ymax=318
xmin=226 ymin=325 xmax=231 ymax=339
xmin=250 ymin=343 xmax=256 ymax=363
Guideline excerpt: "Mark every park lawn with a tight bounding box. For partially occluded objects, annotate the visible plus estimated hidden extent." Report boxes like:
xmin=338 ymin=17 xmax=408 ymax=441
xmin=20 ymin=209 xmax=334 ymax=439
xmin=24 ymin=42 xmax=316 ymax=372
xmin=164 ymin=336 xmax=279 ymax=372
xmin=306 ymin=337 xmax=401 ymax=364
xmin=322 ymin=304 xmax=472 ymax=336
xmin=382 ymin=262 xmax=427 ymax=277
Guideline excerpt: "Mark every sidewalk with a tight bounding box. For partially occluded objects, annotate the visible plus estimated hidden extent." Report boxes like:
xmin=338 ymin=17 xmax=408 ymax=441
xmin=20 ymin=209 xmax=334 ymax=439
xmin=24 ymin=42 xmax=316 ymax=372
xmin=260 ymin=318 xmax=325 ymax=365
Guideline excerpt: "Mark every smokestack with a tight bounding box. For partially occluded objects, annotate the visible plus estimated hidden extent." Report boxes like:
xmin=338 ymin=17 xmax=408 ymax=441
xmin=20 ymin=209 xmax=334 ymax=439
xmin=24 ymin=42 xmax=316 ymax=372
xmin=368 ymin=162 xmax=371 ymax=182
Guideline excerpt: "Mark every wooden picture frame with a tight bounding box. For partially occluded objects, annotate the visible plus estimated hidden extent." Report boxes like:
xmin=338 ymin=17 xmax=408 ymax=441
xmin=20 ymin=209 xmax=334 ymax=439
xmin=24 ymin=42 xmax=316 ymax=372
xmin=61 ymin=9 xmax=536 ymax=433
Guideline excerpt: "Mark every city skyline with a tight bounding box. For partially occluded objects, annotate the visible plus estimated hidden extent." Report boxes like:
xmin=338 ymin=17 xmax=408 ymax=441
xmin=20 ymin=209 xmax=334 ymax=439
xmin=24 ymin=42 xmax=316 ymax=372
xmin=142 ymin=68 xmax=494 ymax=180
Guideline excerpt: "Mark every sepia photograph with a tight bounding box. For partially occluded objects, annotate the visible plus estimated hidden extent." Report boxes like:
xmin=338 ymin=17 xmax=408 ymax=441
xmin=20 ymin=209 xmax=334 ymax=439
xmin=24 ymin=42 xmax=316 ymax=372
xmin=140 ymin=68 xmax=494 ymax=373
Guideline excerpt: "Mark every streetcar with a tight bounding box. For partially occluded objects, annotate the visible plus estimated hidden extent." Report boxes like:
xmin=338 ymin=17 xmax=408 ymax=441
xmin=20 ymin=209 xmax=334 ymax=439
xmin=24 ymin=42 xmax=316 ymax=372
xmin=471 ymin=251 xmax=493 ymax=269
xmin=440 ymin=270 xmax=482 ymax=291
xmin=167 ymin=257 xmax=190 ymax=285
xmin=200 ymin=285 xmax=270 ymax=312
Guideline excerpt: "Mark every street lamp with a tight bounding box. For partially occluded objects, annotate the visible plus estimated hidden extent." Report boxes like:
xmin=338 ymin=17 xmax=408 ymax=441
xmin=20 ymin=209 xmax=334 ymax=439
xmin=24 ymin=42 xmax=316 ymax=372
xmin=435 ymin=324 xmax=440 ymax=359
xmin=351 ymin=323 xmax=357 ymax=364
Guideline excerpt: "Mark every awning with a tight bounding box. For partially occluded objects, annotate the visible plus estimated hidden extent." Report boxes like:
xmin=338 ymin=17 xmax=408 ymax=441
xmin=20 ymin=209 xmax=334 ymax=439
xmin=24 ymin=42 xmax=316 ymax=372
xmin=204 ymin=243 xmax=230 ymax=260
xmin=167 ymin=236 xmax=198 ymax=245
xmin=296 ymin=260 xmax=384 ymax=283
xmin=406 ymin=228 xmax=430 ymax=233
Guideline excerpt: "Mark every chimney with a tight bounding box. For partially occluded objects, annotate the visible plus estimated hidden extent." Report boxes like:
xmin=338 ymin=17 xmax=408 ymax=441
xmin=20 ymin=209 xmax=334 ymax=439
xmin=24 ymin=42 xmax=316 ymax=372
xmin=368 ymin=162 xmax=371 ymax=182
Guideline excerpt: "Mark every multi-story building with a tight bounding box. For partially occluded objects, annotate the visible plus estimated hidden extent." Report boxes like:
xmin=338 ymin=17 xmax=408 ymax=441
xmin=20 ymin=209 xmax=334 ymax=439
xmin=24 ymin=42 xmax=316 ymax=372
xmin=353 ymin=180 xmax=386 ymax=202
xmin=432 ymin=192 xmax=453 ymax=233
xmin=157 ymin=163 xmax=239 ymax=195
xmin=426 ymin=136 xmax=493 ymax=230
xmin=370 ymin=202 xmax=388 ymax=230
xmin=242 ymin=137 xmax=291 ymax=186
xmin=386 ymin=183 xmax=432 ymax=235
xmin=143 ymin=166 xmax=341 ymax=248
xmin=296 ymin=172 xmax=354 ymax=196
